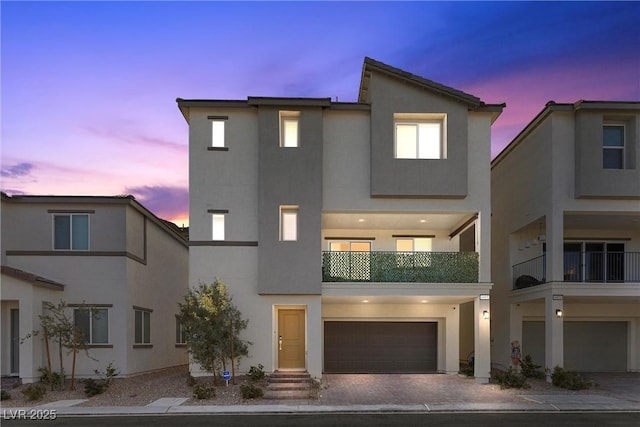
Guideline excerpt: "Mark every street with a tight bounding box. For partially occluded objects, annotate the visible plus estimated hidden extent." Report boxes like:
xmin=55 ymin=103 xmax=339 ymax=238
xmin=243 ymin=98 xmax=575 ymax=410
xmin=3 ymin=412 xmax=640 ymax=427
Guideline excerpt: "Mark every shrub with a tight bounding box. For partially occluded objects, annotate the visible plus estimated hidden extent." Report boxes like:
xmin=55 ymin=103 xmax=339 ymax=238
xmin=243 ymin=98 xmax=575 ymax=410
xmin=520 ymin=355 xmax=545 ymax=379
xmin=551 ymin=366 xmax=592 ymax=390
xmin=83 ymin=362 xmax=120 ymax=397
xmin=247 ymin=364 xmax=265 ymax=382
xmin=186 ymin=373 xmax=196 ymax=387
xmin=193 ymin=383 xmax=216 ymax=399
xmin=21 ymin=384 xmax=47 ymax=401
xmin=240 ymin=383 xmax=264 ymax=399
xmin=1 ymin=390 xmax=11 ymax=401
xmin=493 ymin=367 xmax=530 ymax=389
xmin=38 ymin=367 xmax=63 ymax=390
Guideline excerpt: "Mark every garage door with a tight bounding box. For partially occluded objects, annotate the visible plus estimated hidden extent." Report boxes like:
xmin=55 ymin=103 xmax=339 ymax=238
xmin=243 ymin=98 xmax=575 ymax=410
xmin=523 ymin=321 xmax=628 ymax=372
xmin=324 ymin=321 xmax=437 ymax=373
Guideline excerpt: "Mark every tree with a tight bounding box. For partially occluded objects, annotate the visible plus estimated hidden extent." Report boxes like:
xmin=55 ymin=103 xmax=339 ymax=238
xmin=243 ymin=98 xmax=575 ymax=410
xmin=178 ymin=279 xmax=250 ymax=385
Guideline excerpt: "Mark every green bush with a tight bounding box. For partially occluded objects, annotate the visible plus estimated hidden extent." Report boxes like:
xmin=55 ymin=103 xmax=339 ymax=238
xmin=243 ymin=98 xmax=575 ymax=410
xmin=520 ymin=355 xmax=545 ymax=379
xmin=83 ymin=378 xmax=106 ymax=397
xmin=21 ymin=383 xmax=47 ymax=401
xmin=193 ymin=383 xmax=216 ymax=399
xmin=240 ymin=383 xmax=264 ymax=399
xmin=38 ymin=367 xmax=63 ymax=390
xmin=1 ymin=390 xmax=11 ymax=401
xmin=551 ymin=366 xmax=592 ymax=390
xmin=247 ymin=364 xmax=265 ymax=382
xmin=493 ymin=367 xmax=530 ymax=389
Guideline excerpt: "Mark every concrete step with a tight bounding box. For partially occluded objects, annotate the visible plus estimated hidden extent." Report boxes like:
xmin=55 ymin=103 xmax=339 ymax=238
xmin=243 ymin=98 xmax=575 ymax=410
xmin=268 ymin=376 xmax=313 ymax=383
xmin=263 ymin=389 xmax=311 ymax=400
xmin=267 ymin=383 xmax=310 ymax=391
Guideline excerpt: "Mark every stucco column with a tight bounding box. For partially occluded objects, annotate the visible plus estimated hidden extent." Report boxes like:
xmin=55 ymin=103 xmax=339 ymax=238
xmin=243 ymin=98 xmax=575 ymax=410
xmin=474 ymin=296 xmax=491 ymax=384
xmin=545 ymin=293 xmax=563 ymax=382
xmin=445 ymin=304 xmax=460 ymax=375
xmin=545 ymin=211 xmax=564 ymax=282
xmin=306 ymin=298 xmax=322 ymax=379
xmin=20 ymin=300 xmax=39 ymax=384
xmin=477 ymin=211 xmax=491 ymax=283
xmin=509 ymin=303 xmax=523 ymax=369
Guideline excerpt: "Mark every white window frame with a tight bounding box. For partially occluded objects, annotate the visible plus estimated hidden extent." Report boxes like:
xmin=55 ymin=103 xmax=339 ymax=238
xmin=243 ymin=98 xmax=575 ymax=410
xmin=175 ymin=316 xmax=187 ymax=345
xmin=602 ymin=123 xmax=625 ymax=169
xmin=211 ymin=120 xmax=226 ymax=148
xmin=134 ymin=308 xmax=151 ymax=345
xmin=394 ymin=113 xmax=447 ymax=159
xmin=212 ymin=214 xmax=225 ymax=240
xmin=53 ymin=213 xmax=90 ymax=251
xmin=279 ymin=111 xmax=300 ymax=147
xmin=279 ymin=206 xmax=298 ymax=241
xmin=74 ymin=308 xmax=109 ymax=345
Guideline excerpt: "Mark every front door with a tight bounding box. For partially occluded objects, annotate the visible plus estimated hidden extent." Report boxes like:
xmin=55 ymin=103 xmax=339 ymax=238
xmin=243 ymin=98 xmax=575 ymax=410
xmin=278 ymin=309 xmax=305 ymax=369
xmin=11 ymin=309 xmax=19 ymax=374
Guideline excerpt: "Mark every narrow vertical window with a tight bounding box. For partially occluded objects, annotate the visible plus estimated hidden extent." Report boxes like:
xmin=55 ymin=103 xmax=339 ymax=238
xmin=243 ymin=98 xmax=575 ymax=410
xmin=280 ymin=206 xmax=298 ymax=241
xmin=212 ymin=214 xmax=225 ymax=240
xmin=134 ymin=308 xmax=152 ymax=345
xmin=603 ymin=124 xmax=624 ymax=169
xmin=280 ymin=111 xmax=300 ymax=147
xmin=208 ymin=116 xmax=228 ymax=149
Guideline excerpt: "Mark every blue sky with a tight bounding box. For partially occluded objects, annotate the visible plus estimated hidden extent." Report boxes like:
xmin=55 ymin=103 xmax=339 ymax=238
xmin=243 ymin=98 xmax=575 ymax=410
xmin=2 ymin=1 xmax=639 ymax=224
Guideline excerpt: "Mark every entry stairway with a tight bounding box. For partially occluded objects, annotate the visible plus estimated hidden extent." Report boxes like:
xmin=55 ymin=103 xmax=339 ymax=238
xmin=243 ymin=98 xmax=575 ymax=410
xmin=264 ymin=371 xmax=314 ymax=400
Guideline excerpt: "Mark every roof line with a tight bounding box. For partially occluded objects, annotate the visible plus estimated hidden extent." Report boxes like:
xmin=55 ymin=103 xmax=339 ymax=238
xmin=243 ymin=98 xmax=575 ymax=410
xmin=1 ymin=265 xmax=66 ymax=291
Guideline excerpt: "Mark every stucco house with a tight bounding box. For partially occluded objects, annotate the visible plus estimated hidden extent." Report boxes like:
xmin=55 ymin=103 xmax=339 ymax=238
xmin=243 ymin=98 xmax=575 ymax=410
xmin=0 ymin=194 xmax=189 ymax=383
xmin=178 ymin=57 xmax=504 ymax=383
xmin=491 ymin=101 xmax=640 ymax=374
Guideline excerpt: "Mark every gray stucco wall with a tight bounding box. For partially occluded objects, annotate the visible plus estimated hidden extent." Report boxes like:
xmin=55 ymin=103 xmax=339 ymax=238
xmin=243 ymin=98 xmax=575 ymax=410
xmin=257 ymin=107 xmax=323 ymax=294
xmin=575 ymin=109 xmax=640 ymax=198
xmin=368 ymin=72 xmax=468 ymax=197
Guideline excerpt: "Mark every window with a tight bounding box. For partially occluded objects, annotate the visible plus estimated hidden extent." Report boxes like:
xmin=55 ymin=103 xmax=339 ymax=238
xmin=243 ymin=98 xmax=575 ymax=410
xmin=212 ymin=214 xmax=225 ymax=240
xmin=396 ymin=238 xmax=432 ymax=252
xmin=396 ymin=238 xmax=433 ymax=268
xmin=134 ymin=309 xmax=151 ymax=344
xmin=175 ymin=317 xmax=187 ymax=345
xmin=54 ymin=214 xmax=89 ymax=250
xmin=280 ymin=111 xmax=300 ymax=147
xmin=328 ymin=241 xmax=371 ymax=280
xmin=394 ymin=114 xmax=446 ymax=159
xmin=211 ymin=120 xmax=225 ymax=148
xmin=74 ymin=308 xmax=108 ymax=344
xmin=279 ymin=206 xmax=298 ymax=241
xmin=603 ymin=124 xmax=624 ymax=169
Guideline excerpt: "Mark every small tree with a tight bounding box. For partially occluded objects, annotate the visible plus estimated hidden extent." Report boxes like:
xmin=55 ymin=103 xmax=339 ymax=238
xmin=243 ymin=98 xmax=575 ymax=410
xmin=178 ymin=279 xmax=250 ymax=385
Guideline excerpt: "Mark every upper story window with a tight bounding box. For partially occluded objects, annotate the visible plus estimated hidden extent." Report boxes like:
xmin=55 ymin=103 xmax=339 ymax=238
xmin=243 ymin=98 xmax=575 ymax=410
xmin=396 ymin=238 xmax=432 ymax=252
xmin=74 ymin=307 xmax=109 ymax=344
xmin=54 ymin=214 xmax=89 ymax=250
xmin=208 ymin=116 xmax=228 ymax=149
xmin=279 ymin=206 xmax=298 ymax=241
xmin=394 ymin=113 xmax=447 ymax=159
xmin=603 ymin=124 xmax=625 ymax=169
xmin=212 ymin=213 xmax=225 ymax=240
xmin=280 ymin=111 xmax=300 ymax=147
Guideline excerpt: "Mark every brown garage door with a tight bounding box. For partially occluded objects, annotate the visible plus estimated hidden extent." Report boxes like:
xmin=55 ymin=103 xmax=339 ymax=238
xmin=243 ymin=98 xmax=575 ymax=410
xmin=324 ymin=321 xmax=437 ymax=373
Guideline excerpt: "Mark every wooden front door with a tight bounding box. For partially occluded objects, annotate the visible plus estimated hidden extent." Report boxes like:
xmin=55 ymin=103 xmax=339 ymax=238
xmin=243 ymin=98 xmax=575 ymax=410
xmin=278 ymin=309 xmax=305 ymax=369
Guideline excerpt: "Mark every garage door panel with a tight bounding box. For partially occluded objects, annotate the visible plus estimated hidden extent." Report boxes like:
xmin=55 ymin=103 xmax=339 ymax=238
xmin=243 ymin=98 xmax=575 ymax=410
xmin=324 ymin=321 xmax=437 ymax=373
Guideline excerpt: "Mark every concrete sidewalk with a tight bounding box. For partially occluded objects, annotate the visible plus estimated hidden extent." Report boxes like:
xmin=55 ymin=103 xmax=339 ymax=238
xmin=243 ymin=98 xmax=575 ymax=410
xmin=4 ymin=372 xmax=639 ymax=416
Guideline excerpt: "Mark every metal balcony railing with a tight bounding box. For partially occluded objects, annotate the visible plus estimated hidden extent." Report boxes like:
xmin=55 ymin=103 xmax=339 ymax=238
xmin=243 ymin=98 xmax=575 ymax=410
xmin=513 ymin=252 xmax=640 ymax=289
xmin=322 ymin=251 xmax=479 ymax=283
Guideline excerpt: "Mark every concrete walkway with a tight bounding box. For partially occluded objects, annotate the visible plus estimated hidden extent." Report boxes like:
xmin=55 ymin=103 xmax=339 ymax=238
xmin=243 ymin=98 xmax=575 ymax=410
xmin=7 ymin=373 xmax=640 ymax=415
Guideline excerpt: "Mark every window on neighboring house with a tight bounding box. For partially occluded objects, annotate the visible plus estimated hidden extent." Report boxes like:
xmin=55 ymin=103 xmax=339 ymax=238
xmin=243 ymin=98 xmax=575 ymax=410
xmin=280 ymin=111 xmax=300 ymax=147
xmin=175 ymin=317 xmax=187 ymax=345
xmin=603 ymin=124 xmax=625 ymax=169
xmin=54 ymin=214 xmax=89 ymax=250
xmin=212 ymin=214 xmax=225 ymax=240
xmin=134 ymin=308 xmax=151 ymax=344
xmin=280 ymin=206 xmax=298 ymax=241
xmin=74 ymin=308 xmax=108 ymax=344
xmin=209 ymin=117 xmax=228 ymax=148
xmin=394 ymin=114 xmax=446 ymax=159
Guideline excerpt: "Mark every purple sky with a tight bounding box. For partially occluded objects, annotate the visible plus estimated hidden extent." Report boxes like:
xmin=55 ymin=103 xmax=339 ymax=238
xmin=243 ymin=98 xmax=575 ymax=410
xmin=2 ymin=1 xmax=639 ymax=225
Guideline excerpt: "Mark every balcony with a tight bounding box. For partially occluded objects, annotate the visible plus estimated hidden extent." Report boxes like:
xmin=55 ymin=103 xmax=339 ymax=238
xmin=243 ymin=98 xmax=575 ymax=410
xmin=513 ymin=252 xmax=640 ymax=290
xmin=322 ymin=251 xmax=479 ymax=283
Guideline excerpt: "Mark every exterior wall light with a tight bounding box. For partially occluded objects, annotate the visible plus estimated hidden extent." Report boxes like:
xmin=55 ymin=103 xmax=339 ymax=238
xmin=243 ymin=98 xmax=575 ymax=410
xmin=556 ymin=309 xmax=563 ymax=317
xmin=483 ymin=310 xmax=490 ymax=319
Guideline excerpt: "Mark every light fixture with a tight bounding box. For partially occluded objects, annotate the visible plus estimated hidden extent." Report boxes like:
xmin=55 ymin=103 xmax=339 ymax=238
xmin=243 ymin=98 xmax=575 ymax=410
xmin=357 ymin=218 xmax=365 ymax=222
xmin=419 ymin=219 xmax=427 ymax=223
xmin=421 ymin=300 xmax=428 ymax=303
xmin=555 ymin=309 xmax=563 ymax=317
xmin=483 ymin=310 xmax=490 ymax=319
xmin=362 ymin=299 xmax=369 ymax=303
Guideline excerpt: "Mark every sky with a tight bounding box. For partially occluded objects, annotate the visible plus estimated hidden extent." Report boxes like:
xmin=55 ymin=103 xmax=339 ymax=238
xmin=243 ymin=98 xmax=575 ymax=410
xmin=2 ymin=1 xmax=639 ymax=226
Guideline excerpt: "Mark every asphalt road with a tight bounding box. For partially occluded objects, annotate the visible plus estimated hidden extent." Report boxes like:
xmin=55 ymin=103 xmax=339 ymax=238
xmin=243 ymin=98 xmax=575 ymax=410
xmin=2 ymin=412 xmax=640 ymax=427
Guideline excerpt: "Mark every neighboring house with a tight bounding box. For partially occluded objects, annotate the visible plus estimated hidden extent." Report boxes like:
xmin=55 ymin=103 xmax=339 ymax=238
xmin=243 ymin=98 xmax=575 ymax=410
xmin=178 ymin=57 xmax=504 ymax=383
xmin=0 ymin=194 xmax=189 ymax=383
xmin=491 ymin=101 xmax=640 ymax=374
